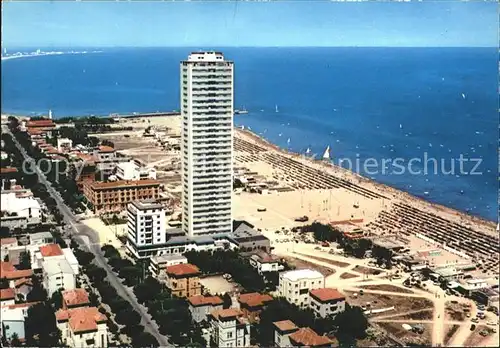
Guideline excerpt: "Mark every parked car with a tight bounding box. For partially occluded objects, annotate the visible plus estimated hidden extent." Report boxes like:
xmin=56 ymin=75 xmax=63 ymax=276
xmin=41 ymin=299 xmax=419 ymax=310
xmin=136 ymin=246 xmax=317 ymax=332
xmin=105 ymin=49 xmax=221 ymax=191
xmin=470 ymin=324 xmax=476 ymax=331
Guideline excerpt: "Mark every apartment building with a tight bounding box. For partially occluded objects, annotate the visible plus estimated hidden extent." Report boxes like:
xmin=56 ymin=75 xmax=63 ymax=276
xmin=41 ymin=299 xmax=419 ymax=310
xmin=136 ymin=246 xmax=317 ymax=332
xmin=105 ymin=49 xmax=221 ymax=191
xmin=1 ymin=302 xmax=39 ymax=343
xmin=278 ymin=269 xmax=325 ymax=309
xmin=181 ymin=51 xmax=234 ymax=237
xmin=42 ymin=258 xmax=76 ymax=296
xmin=309 ymin=288 xmax=346 ymax=318
xmin=149 ymin=254 xmax=187 ymax=279
xmin=208 ymin=308 xmax=251 ymax=348
xmin=237 ymin=292 xmax=273 ymax=323
xmin=115 ymin=160 xmax=156 ymax=181
xmin=83 ymin=179 xmax=160 ymax=214
xmin=126 ymin=200 xmax=166 ymax=253
xmin=1 ymin=189 xmax=42 ymax=225
xmin=188 ymin=295 xmax=224 ymax=323
xmin=165 ymin=263 xmax=202 ymax=298
xmin=247 ymin=251 xmax=284 ymax=274
xmin=274 ymin=320 xmax=299 ymax=347
xmin=56 ymin=307 xmax=108 ymax=348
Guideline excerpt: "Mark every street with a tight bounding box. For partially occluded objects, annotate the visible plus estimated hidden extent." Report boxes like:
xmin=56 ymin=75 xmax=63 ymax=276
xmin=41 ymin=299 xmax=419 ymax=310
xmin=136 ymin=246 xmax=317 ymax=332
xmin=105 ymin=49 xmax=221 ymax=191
xmin=7 ymin=129 xmax=172 ymax=347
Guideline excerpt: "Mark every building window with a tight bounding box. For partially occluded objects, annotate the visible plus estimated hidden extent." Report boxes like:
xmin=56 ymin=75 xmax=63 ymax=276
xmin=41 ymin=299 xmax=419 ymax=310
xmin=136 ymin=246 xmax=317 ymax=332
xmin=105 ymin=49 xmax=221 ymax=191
xmin=227 ymin=332 xmax=233 ymax=339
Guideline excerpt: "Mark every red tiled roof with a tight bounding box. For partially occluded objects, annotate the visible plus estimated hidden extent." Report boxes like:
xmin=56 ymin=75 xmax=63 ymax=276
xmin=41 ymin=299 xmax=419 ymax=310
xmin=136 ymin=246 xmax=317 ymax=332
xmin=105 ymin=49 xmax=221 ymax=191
xmin=273 ymin=320 xmax=298 ymax=332
xmin=98 ymin=145 xmax=115 ymax=153
xmin=26 ymin=119 xmax=55 ymax=128
xmin=0 ymin=261 xmax=33 ymax=280
xmin=39 ymin=244 xmax=63 ymax=257
xmin=0 ymin=261 xmax=16 ymax=273
xmin=4 ymin=301 xmax=40 ymax=310
xmin=0 ymin=237 xmax=17 ymax=246
xmin=289 ymin=327 xmax=333 ymax=347
xmin=14 ymin=277 xmax=33 ymax=288
xmin=309 ymin=288 xmax=345 ymax=302
xmin=210 ymin=308 xmax=242 ymax=320
xmin=0 ymin=288 xmax=16 ymax=301
xmin=89 ymin=179 xmax=160 ymax=190
xmin=0 ymin=167 xmax=18 ymax=174
xmin=188 ymin=295 xmax=223 ymax=307
xmin=238 ymin=292 xmax=273 ymax=308
xmin=165 ymin=263 xmax=200 ymax=277
xmin=56 ymin=307 xmax=107 ymax=333
xmin=62 ymin=288 xmax=90 ymax=308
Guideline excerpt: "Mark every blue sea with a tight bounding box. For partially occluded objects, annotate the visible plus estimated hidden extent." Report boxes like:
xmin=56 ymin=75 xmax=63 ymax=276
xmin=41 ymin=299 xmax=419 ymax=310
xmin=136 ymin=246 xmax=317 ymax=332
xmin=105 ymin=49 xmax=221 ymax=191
xmin=1 ymin=47 xmax=498 ymax=221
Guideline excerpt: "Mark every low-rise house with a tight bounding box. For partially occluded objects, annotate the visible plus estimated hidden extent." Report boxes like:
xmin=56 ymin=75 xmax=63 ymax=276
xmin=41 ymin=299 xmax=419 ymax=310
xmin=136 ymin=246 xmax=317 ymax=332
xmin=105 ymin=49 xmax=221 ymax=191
xmin=165 ymin=263 xmax=202 ymax=298
xmin=309 ymin=288 xmax=346 ymax=318
xmin=288 ymin=327 xmax=334 ymax=347
xmin=33 ymin=244 xmax=79 ymax=275
xmin=278 ymin=269 xmax=325 ymax=309
xmin=56 ymin=307 xmax=108 ymax=348
xmin=62 ymin=288 xmax=90 ymax=310
xmin=42 ymin=258 xmax=76 ymax=296
xmin=0 ymin=302 xmax=39 ymax=343
xmin=0 ymin=288 xmax=16 ymax=306
xmin=237 ymin=292 xmax=273 ymax=323
xmin=208 ymin=308 xmax=251 ymax=348
xmin=1 ymin=237 xmax=18 ymax=253
xmin=0 ymin=261 xmax=33 ymax=287
xmin=188 ymin=295 xmax=224 ymax=323
xmin=274 ymin=320 xmax=299 ymax=347
xmin=0 ymin=190 xmax=42 ymax=225
xmin=247 ymin=251 xmax=284 ymax=274
xmin=149 ymin=254 xmax=188 ymax=279
xmin=14 ymin=278 xmax=33 ymax=301
xmin=29 ymin=231 xmax=54 ymax=246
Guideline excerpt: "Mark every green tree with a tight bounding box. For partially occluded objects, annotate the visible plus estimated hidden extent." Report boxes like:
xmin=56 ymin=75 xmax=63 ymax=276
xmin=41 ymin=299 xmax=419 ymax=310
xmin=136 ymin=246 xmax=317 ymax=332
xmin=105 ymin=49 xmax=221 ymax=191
xmin=51 ymin=289 xmax=63 ymax=310
xmin=332 ymin=304 xmax=368 ymax=344
xmin=18 ymin=251 xmax=31 ymax=270
xmin=222 ymin=293 xmax=232 ymax=309
xmin=10 ymin=333 xmax=21 ymax=347
xmin=25 ymin=302 xmax=61 ymax=346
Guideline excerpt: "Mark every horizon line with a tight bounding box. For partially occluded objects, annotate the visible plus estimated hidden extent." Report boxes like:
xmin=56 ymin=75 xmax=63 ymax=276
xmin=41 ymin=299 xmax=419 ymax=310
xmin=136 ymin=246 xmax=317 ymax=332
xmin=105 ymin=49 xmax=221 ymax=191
xmin=3 ymin=45 xmax=497 ymax=49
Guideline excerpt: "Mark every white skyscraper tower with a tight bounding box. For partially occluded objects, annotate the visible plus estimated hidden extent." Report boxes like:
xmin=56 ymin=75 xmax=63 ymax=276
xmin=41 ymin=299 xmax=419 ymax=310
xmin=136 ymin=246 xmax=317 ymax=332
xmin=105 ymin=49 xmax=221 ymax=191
xmin=181 ymin=52 xmax=233 ymax=237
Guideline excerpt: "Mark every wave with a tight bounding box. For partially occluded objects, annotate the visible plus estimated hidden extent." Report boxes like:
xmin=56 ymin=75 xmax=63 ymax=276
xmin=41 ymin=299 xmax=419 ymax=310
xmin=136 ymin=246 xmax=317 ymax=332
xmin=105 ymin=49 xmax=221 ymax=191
xmin=1 ymin=51 xmax=103 ymax=62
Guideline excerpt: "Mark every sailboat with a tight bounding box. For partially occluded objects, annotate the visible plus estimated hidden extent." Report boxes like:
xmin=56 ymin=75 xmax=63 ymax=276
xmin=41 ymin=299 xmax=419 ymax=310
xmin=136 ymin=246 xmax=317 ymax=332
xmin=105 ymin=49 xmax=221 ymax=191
xmin=305 ymin=147 xmax=311 ymax=155
xmin=287 ymin=138 xmax=291 ymax=145
xmin=462 ymin=93 xmax=466 ymax=99
xmin=275 ymin=104 xmax=279 ymax=113
xmin=322 ymin=145 xmax=330 ymax=160
xmin=399 ymin=124 xmax=402 ymax=129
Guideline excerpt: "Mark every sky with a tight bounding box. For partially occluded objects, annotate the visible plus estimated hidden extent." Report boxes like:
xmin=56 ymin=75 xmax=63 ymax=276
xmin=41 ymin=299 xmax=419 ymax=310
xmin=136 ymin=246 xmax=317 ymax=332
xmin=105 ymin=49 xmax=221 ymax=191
xmin=2 ymin=0 xmax=498 ymax=48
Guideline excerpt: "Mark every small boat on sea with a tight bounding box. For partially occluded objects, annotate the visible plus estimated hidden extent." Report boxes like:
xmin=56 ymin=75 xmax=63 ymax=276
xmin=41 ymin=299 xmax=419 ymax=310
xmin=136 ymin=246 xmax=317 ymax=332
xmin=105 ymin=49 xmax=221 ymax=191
xmin=235 ymin=107 xmax=248 ymax=115
xmin=462 ymin=93 xmax=466 ymax=99
xmin=400 ymin=124 xmax=403 ymax=129
xmin=275 ymin=104 xmax=279 ymax=113
xmin=287 ymin=138 xmax=291 ymax=145
xmin=323 ymin=145 xmax=330 ymax=160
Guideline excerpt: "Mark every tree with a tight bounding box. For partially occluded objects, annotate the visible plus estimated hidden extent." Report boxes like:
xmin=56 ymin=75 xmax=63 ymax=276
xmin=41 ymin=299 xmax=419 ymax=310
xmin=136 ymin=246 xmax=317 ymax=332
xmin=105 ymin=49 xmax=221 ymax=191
xmin=115 ymin=308 xmax=141 ymax=327
xmin=86 ymin=264 xmax=107 ymax=283
xmin=332 ymin=304 xmax=368 ymax=344
xmin=51 ymin=289 xmax=63 ymax=310
xmin=26 ymin=277 xmax=47 ymax=302
xmin=131 ymin=332 xmax=159 ymax=347
xmin=18 ymin=251 xmax=31 ymax=270
xmin=222 ymin=293 xmax=232 ymax=309
xmin=25 ymin=302 xmax=61 ymax=346
xmin=10 ymin=333 xmax=21 ymax=347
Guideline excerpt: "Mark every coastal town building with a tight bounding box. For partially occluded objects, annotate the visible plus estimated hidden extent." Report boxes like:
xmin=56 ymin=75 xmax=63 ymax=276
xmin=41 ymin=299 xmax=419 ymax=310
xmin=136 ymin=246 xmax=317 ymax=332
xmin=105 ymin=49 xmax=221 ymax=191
xmin=56 ymin=306 xmax=108 ymax=348
xmin=309 ymin=288 xmax=346 ymax=318
xmin=28 ymin=231 xmax=54 ymax=246
xmin=288 ymin=327 xmax=334 ymax=347
xmin=83 ymin=179 xmax=160 ymax=214
xmin=208 ymin=308 xmax=251 ymax=348
xmin=247 ymin=251 xmax=284 ymax=274
xmin=42 ymin=258 xmax=77 ymax=296
xmin=149 ymin=254 xmax=187 ymax=279
xmin=181 ymin=51 xmax=234 ymax=237
xmin=126 ymin=200 xmax=167 ymax=253
xmin=0 ymin=302 xmax=39 ymax=343
xmin=1 ymin=237 xmax=18 ymax=254
xmin=0 ymin=288 xmax=16 ymax=306
xmin=0 ymin=261 xmax=33 ymax=287
xmin=62 ymin=288 xmax=91 ymax=310
xmin=188 ymin=295 xmax=224 ymax=323
xmin=126 ymin=219 xmax=270 ymax=260
xmin=278 ymin=269 xmax=325 ymax=309
xmin=273 ymin=320 xmax=300 ymax=347
xmin=164 ymin=263 xmax=202 ymax=298
xmin=237 ymin=292 xmax=273 ymax=323
xmin=1 ymin=189 xmax=42 ymax=225
xmin=115 ymin=160 xmax=156 ymax=181
xmin=56 ymin=138 xmax=73 ymax=152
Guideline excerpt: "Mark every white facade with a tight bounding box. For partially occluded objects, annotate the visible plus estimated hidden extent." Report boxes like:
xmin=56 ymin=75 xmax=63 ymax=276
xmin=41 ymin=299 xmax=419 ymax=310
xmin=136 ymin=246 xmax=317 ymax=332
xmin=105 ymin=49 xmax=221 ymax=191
xmin=1 ymin=191 xmax=41 ymax=224
xmin=115 ymin=160 xmax=156 ymax=181
xmin=56 ymin=138 xmax=73 ymax=152
xmin=127 ymin=201 xmax=166 ymax=248
xmin=149 ymin=254 xmax=188 ymax=278
xmin=56 ymin=308 xmax=108 ymax=348
xmin=248 ymin=254 xmax=284 ymax=274
xmin=42 ymin=258 xmax=76 ymax=296
xmin=181 ymin=51 xmax=234 ymax=237
xmin=278 ymin=269 xmax=325 ymax=309
xmin=209 ymin=310 xmax=251 ymax=348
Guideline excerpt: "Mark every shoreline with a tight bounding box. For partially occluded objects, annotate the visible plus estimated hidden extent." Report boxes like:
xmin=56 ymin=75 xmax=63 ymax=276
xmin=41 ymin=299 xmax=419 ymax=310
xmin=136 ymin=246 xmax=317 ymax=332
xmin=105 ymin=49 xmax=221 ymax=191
xmin=235 ymin=128 xmax=497 ymax=230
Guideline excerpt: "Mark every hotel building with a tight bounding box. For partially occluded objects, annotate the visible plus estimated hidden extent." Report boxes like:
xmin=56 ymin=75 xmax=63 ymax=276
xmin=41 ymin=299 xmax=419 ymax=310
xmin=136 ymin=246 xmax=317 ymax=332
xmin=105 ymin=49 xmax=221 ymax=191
xmin=126 ymin=200 xmax=167 ymax=252
xmin=83 ymin=179 xmax=160 ymax=214
xmin=181 ymin=51 xmax=234 ymax=237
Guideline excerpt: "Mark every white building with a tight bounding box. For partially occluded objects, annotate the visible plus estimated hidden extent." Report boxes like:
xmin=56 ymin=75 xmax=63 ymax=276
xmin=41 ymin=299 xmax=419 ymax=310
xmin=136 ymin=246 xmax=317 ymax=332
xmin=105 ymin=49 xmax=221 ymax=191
xmin=208 ymin=308 xmax=251 ymax=347
xmin=1 ymin=191 xmax=42 ymax=224
xmin=149 ymin=254 xmax=187 ymax=279
xmin=42 ymin=258 xmax=76 ymax=296
xmin=56 ymin=307 xmax=108 ymax=348
xmin=247 ymin=252 xmax=284 ymax=274
xmin=278 ymin=269 xmax=325 ymax=309
xmin=181 ymin=51 xmax=234 ymax=237
xmin=126 ymin=200 xmax=167 ymax=254
xmin=115 ymin=160 xmax=156 ymax=181
xmin=1 ymin=302 xmax=39 ymax=343
xmin=188 ymin=295 xmax=224 ymax=323
xmin=56 ymin=138 xmax=73 ymax=152
xmin=309 ymin=288 xmax=346 ymax=319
